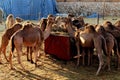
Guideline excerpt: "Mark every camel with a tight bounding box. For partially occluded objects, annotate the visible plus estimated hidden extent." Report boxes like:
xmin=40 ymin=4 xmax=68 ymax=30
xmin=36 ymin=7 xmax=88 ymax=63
xmin=26 ymin=15 xmax=55 ymax=64
xmin=102 ymin=21 xmax=120 ymax=69
xmin=9 ymin=16 xmax=55 ymax=70
xmin=102 ymin=21 xmax=120 ymax=38
xmin=61 ymin=17 xmax=107 ymax=75
xmin=95 ymin=25 xmax=119 ymax=71
xmin=5 ymin=14 xmax=15 ymax=29
xmin=26 ymin=19 xmax=47 ymax=63
xmin=0 ymin=23 xmax=23 ymax=63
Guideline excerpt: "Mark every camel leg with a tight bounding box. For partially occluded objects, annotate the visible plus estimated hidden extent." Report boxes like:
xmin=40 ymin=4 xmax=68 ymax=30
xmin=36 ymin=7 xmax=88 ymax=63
xmin=30 ymin=47 xmax=34 ymax=64
xmin=88 ymin=50 xmax=90 ymax=66
xmin=117 ymin=42 xmax=120 ymax=69
xmin=90 ymin=49 xmax=93 ymax=66
xmin=9 ymin=51 xmax=14 ymax=69
xmin=75 ymin=41 xmax=81 ymax=66
xmin=117 ymin=51 xmax=120 ymax=70
xmin=107 ymin=52 xmax=111 ymax=71
xmin=0 ymin=47 xmax=2 ymax=63
xmin=103 ymin=50 xmax=111 ymax=71
xmin=82 ymin=50 xmax=85 ymax=66
xmin=16 ymin=48 xmax=25 ymax=70
xmin=27 ymin=47 xmax=30 ymax=61
xmin=116 ymin=47 xmax=120 ymax=69
xmin=34 ymin=50 xmax=39 ymax=67
xmin=117 ymin=56 xmax=120 ymax=70
xmin=96 ymin=52 xmax=104 ymax=76
xmin=3 ymin=48 xmax=9 ymax=62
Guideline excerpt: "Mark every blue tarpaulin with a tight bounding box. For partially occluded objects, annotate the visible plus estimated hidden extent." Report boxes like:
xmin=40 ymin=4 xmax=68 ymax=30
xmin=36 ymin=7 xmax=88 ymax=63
xmin=0 ymin=0 xmax=58 ymax=20
xmin=87 ymin=13 xmax=101 ymax=18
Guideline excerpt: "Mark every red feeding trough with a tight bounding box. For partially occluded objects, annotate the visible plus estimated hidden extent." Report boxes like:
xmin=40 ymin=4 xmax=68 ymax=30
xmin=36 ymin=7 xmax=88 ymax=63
xmin=45 ymin=34 xmax=77 ymax=60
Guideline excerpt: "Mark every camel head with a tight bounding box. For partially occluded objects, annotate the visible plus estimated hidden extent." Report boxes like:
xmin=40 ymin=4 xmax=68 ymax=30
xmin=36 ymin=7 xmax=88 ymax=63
xmin=84 ymin=24 xmax=96 ymax=33
xmin=95 ymin=25 xmax=105 ymax=34
xmin=7 ymin=14 xmax=14 ymax=19
xmin=76 ymin=16 xmax=85 ymax=26
xmin=47 ymin=16 xmax=55 ymax=25
xmin=61 ymin=17 xmax=72 ymax=27
xmin=39 ymin=18 xmax=47 ymax=31
xmin=15 ymin=17 xmax=23 ymax=23
xmin=67 ymin=13 xmax=75 ymax=19
xmin=114 ymin=20 xmax=120 ymax=27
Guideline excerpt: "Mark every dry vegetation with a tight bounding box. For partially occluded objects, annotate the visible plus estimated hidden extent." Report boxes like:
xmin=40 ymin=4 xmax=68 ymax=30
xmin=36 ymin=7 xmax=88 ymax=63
xmin=0 ymin=17 xmax=120 ymax=80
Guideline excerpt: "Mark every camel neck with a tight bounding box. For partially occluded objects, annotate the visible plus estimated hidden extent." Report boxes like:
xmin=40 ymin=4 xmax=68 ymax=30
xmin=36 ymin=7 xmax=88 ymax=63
xmin=66 ymin=23 xmax=75 ymax=37
xmin=43 ymin=22 xmax=53 ymax=40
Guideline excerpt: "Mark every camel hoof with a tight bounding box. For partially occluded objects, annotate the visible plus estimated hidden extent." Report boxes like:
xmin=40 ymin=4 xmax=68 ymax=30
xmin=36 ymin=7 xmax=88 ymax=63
xmin=27 ymin=59 xmax=30 ymax=61
xmin=35 ymin=63 xmax=38 ymax=67
xmin=107 ymin=68 xmax=111 ymax=71
xmin=75 ymin=65 xmax=79 ymax=69
xmin=31 ymin=61 xmax=34 ymax=64
xmin=6 ymin=59 xmax=9 ymax=62
xmin=0 ymin=62 xmax=2 ymax=64
xmin=11 ymin=67 xmax=15 ymax=70
xmin=22 ymin=52 xmax=26 ymax=55
xmin=117 ymin=68 xmax=120 ymax=70
xmin=96 ymin=73 xmax=99 ymax=76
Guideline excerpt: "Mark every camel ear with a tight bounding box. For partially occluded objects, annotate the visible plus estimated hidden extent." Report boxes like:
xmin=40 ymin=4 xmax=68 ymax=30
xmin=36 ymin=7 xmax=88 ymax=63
xmin=94 ymin=24 xmax=98 ymax=29
xmin=84 ymin=23 xmax=89 ymax=27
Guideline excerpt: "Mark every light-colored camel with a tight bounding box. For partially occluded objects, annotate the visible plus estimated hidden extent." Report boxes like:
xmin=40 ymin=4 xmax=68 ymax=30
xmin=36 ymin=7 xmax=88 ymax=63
xmin=9 ymin=16 xmax=55 ymax=70
xmin=0 ymin=23 xmax=23 ymax=63
xmin=5 ymin=14 xmax=15 ymax=29
xmin=62 ymin=17 xmax=107 ymax=75
xmin=102 ymin=21 xmax=120 ymax=69
xmin=114 ymin=20 xmax=120 ymax=30
xmin=95 ymin=24 xmax=119 ymax=71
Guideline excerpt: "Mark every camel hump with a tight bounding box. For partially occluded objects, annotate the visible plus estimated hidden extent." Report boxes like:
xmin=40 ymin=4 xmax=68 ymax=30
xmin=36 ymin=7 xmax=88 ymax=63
xmin=85 ymin=24 xmax=96 ymax=33
xmin=114 ymin=20 xmax=120 ymax=27
xmin=95 ymin=25 xmax=106 ymax=34
xmin=23 ymin=21 xmax=33 ymax=30
xmin=103 ymin=21 xmax=114 ymax=29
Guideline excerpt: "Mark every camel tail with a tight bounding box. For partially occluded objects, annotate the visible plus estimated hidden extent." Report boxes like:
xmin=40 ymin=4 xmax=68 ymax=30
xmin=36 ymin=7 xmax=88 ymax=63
xmin=102 ymin=36 xmax=108 ymax=56
xmin=11 ymin=36 xmax=15 ymax=52
xmin=113 ymin=38 xmax=119 ymax=56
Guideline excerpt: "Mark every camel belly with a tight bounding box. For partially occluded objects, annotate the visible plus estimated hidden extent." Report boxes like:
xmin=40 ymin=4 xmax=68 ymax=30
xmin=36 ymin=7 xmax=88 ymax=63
xmin=80 ymin=34 xmax=94 ymax=48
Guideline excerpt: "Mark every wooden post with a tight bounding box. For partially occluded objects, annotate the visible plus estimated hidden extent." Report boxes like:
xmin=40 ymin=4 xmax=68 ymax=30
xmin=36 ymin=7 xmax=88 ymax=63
xmin=97 ymin=13 xmax=99 ymax=24
xmin=103 ymin=0 xmax=105 ymax=20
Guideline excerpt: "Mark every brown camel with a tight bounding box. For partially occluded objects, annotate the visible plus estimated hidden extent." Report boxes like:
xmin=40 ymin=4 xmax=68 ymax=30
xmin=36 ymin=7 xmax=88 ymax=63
xmin=26 ymin=17 xmax=51 ymax=63
xmin=95 ymin=25 xmax=119 ymax=71
xmin=62 ymin=17 xmax=107 ymax=75
xmin=39 ymin=18 xmax=47 ymax=31
xmin=0 ymin=23 xmax=23 ymax=63
xmin=5 ymin=14 xmax=15 ymax=29
xmin=9 ymin=16 xmax=55 ymax=70
xmin=76 ymin=24 xmax=108 ymax=75
xmin=27 ymin=15 xmax=55 ymax=64
xmin=102 ymin=21 xmax=120 ymax=69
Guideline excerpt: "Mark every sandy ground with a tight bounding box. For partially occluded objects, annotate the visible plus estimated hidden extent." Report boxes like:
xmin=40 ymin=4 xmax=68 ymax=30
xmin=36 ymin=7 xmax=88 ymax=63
xmin=0 ymin=18 xmax=120 ymax=80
